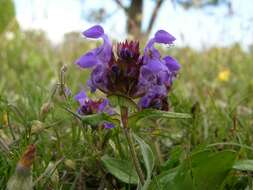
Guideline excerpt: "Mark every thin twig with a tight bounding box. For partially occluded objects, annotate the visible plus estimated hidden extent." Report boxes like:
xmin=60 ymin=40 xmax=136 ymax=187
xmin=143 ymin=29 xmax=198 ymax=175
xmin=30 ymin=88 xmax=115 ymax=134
xmin=64 ymin=107 xmax=82 ymax=121
xmin=114 ymin=0 xmax=128 ymax=12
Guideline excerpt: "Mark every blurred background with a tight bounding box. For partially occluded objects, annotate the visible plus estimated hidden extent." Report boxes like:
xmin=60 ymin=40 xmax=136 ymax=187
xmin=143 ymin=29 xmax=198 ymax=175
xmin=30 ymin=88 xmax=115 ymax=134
xmin=12 ymin=0 xmax=253 ymax=49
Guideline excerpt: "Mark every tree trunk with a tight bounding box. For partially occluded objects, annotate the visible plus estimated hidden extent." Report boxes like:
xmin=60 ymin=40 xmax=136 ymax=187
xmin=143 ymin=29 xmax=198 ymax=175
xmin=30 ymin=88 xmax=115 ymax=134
xmin=127 ymin=0 xmax=143 ymax=39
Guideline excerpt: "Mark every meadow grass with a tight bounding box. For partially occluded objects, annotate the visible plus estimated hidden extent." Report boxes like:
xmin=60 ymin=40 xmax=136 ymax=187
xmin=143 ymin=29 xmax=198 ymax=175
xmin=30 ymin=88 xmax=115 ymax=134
xmin=0 ymin=29 xmax=253 ymax=189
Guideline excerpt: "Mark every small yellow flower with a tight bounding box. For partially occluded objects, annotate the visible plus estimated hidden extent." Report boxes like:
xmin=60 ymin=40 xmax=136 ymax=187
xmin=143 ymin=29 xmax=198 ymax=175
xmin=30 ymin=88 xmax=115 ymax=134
xmin=3 ymin=111 xmax=8 ymax=126
xmin=218 ymin=69 xmax=230 ymax=82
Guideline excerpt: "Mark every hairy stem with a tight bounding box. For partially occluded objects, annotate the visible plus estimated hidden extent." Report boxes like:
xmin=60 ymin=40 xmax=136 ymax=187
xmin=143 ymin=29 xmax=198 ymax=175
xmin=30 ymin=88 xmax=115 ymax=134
xmin=154 ymin=140 xmax=164 ymax=165
xmin=120 ymin=107 xmax=145 ymax=185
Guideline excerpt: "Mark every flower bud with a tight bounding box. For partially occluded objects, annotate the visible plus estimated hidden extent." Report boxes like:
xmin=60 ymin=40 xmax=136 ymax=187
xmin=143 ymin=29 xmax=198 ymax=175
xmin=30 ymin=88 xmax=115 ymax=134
xmin=31 ymin=120 xmax=45 ymax=134
xmin=40 ymin=102 xmax=53 ymax=118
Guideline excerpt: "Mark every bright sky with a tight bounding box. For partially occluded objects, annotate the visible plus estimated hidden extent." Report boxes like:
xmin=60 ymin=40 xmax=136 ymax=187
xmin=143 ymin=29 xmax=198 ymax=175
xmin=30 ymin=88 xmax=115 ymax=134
xmin=14 ymin=0 xmax=253 ymax=50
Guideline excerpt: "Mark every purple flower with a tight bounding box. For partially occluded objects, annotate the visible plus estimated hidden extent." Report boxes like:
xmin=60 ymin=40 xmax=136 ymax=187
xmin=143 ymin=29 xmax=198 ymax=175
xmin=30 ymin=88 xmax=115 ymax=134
xmin=75 ymin=25 xmax=180 ymax=110
xmin=139 ymin=30 xmax=180 ymax=90
xmin=139 ymin=85 xmax=169 ymax=111
xmin=75 ymin=25 xmax=112 ymax=69
xmin=104 ymin=122 xmax=115 ymax=129
xmin=74 ymin=90 xmax=115 ymax=128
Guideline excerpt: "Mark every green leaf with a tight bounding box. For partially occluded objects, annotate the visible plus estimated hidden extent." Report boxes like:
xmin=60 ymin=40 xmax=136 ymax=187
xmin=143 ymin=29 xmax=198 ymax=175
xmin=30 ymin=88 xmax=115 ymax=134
xmin=233 ymin=160 xmax=253 ymax=171
xmin=161 ymin=146 xmax=183 ymax=171
xmin=134 ymin=135 xmax=154 ymax=178
xmin=81 ymin=113 xmax=119 ymax=127
xmin=101 ymin=155 xmax=139 ymax=184
xmin=108 ymin=94 xmax=138 ymax=110
xmin=148 ymin=168 xmax=178 ymax=190
xmin=149 ymin=150 xmax=236 ymax=190
xmin=190 ymin=150 xmax=236 ymax=190
xmin=129 ymin=109 xmax=191 ymax=127
xmin=134 ymin=134 xmax=155 ymax=190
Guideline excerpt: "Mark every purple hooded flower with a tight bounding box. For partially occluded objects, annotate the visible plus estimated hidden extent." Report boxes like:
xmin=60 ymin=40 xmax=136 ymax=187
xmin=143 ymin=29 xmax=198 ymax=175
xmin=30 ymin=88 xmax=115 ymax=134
xmin=139 ymin=85 xmax=169 ymax=111
xmin=74 ymin=90 xmax=115 ymax=128
xmin=139 ymin=30 xmax=180 ymax=90
xmin=75 ymin=25 xmax=180 ymax=110
xmin=75 ymin=25 xmax=112 ymax=68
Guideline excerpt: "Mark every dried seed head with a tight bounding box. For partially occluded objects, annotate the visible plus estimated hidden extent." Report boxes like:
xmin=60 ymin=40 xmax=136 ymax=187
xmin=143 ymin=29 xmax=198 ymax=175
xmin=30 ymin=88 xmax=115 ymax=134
xmin=18 ymin=144 xmax=36 ymax=170
xmin=40 ymin=102 xmax=53 ymax=117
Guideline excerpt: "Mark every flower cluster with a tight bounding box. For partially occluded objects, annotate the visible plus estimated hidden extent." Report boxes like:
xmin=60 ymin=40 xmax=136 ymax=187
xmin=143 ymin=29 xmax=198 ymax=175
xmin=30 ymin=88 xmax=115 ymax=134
xmin=75 ymin=90 xmax=114 ymax=128
xmin=75 ymin=25 xmax=180 ymax=110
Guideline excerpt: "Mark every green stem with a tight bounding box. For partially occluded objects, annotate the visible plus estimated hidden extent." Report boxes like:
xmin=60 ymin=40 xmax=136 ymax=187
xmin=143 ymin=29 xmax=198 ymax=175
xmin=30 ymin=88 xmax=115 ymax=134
xmin=120 ymin=107 xmax=145 ymax=185
xmin=154 ymin=140 xmax=164 ymax=165
xmin=7 ymin=111 xmax=16 ymax=140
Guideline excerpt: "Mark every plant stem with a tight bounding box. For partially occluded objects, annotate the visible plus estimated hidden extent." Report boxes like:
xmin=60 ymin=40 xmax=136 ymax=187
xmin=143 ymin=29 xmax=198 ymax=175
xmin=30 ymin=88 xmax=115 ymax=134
xmin=6 ymin=111 xmax=16 ymax=140
xmin=154 ymin=140 xmax=164 ymax=165
xmin=120 ymin=107 xmax=145 ymax=185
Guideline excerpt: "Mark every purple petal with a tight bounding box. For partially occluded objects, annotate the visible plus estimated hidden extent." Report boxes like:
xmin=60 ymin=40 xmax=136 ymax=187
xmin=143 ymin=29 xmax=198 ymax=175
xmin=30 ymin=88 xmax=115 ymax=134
xmin=150 ymin=85 xmax=167 ymax=97
xmin=75 ymin=51 xmax=98 ymax=68
xmin=91 ymin=65 xmax=109 ymax=93
xmin=79 ymin=26 xmax=112 ymax=71
xmin=143 ymin=30 xmax=175 ymax=66
xmin=98 ymin=99 xmax=109 ymax=112
xmin=77 ymin=107 xmax=84 ymax=115
xmin=139 ymin=59 xmax=170 ymax=87
xmin=158 ymin=71 xmax=170 ymax=85
xmin=74 ymin=90 xmax=88 ymax=105
xmin=143 ymin=59 xmax=167 ymax=73
xmin=104 ymin=122 xmax=115 ymax=129
xmin=163 ymin=56 xmax=180 ymax=71
xmin=145 ymin=38 xmax=156 ymax=50
xmin=82 ymin=25 xmax=104 ymax=38
xmin=87 ymin=79 xmax=96 ymax=93
xmin=138 ymin=85 xmax=167 ymax=109
xmin=139 ymin=67 xmax=157 ymax=85
xmin=97 ymin=35 xmax=112 ymax=64
xmin=139 ymin=96 xmax=151 ymax=108
xmin=154 ymin=30 xmax=176 ymax=44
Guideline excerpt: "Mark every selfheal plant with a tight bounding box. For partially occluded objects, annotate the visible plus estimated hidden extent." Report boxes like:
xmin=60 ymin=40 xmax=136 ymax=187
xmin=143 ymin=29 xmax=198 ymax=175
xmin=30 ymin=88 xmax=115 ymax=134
xmin=75 ymin=25 xmax=180 ymax=110
xmin=75 ymin=90 xmax=114 ymax=129
xmin=74 ymin=25 xmax=186 ymax=186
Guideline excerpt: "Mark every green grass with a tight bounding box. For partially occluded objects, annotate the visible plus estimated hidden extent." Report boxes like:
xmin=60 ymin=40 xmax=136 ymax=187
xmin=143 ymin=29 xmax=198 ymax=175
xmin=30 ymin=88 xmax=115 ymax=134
xmin=0 ymin=27 xmax=253 ymax=189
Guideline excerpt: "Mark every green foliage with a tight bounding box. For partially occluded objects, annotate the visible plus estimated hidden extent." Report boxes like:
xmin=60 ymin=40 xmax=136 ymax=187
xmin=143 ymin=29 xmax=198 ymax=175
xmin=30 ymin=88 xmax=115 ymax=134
xmin=150 ymin=150 xmax=236 ymax=190
xmin=101 ymin=155 xmax=139 ymax=184
xmin=0 ymin=0 xmax=15 ymax=34
xmin=134 ymin=134 xmax=155 ymax=189
xmin=129 ymin=108 xmax=191 ymax=128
